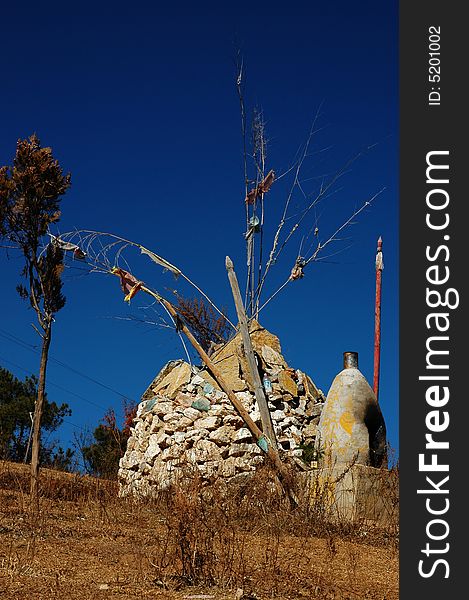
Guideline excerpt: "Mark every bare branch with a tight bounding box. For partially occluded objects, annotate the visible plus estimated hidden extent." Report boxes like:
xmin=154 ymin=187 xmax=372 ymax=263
xmin=253 ymin=189 xmax=384 ymax=318
xmin=56 ymin=230 xmax=236 ymax=330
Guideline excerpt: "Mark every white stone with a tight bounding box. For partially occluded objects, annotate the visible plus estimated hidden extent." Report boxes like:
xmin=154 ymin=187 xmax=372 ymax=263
xmin=183 ymin=407 xmax=201 ymax=421
xmin=161 ymin=446 xmax=181 ymax=461
xmin=271 ymin=410 xmax=286 ymax=422
xmin=155 ymin=401 xmax=175 ymax=416
xmin=149 ymin=416 xmax=162 ymax=433
xmin=122 ymin=450 xmax=143 ymax=469
xmin=209 ymin=425 xmax=236 ymax=445
xmin=197 ymin=460 xmax=220 ymax=479
xmin=261 ymin=345 xmax=287 ymax=368
xmin=175 ymin=416 xmax=194 ymax=430
xmin=144 ymin=435 xmax=162 ymax=461
xmin=172 ymin=431 xmax=187 ymax=444
xmin=163 ymin=412 xmax=180 ymax=422
xmin=249 ymin=409 xmax=261 ymax=424
xmin=223 ymin=414 xmax=243 ymax=426
xmin=234 ymin=428 xmax=252 ymax=442
xmin=189 ymin=439 xmax=222 ymax=463
xmin=155 ymin=431 xmax=171 ymax=449
xmin=235 ymin=391 xmax=253 ymax=410
xmin=233 ymin=456 xmax=255 ymax=472
xmin=229 ymin=443 xmax=253 ymax=457
xmin=194 ymin=416 xmax=220 ymax=431
xmin=135 ymin=420 xmax=146 ymax=434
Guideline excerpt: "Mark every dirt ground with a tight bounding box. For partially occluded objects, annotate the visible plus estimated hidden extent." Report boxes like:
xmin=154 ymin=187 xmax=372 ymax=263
xmin=0 ymin=461 xmax=398 ymax=600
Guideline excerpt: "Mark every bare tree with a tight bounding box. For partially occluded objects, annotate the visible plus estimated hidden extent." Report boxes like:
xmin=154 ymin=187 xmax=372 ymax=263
xmin=235 ymin=61 xmax=384 ymax=320
xmin=0 ymin=134 xmax=71 ymax=510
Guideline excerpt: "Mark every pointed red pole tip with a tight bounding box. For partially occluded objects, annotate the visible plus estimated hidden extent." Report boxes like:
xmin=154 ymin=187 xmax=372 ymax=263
xmin=377 ymin=236 xmax=383 ymax=251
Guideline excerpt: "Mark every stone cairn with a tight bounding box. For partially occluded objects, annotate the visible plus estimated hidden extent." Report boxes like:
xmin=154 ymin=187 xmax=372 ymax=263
xmin=118 ymin=321 xmax=325 ymax=496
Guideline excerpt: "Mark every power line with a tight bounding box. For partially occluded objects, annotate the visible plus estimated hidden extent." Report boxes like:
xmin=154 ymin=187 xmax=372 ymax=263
xmin=0 ymin=327 xmax=138 ymax=403
xmin=0 ymin=354 xmax=109 ymax=412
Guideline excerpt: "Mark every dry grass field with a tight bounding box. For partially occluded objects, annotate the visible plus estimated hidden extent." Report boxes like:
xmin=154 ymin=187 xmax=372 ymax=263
xmin=0 ymin=461 xmax=398 ymax=600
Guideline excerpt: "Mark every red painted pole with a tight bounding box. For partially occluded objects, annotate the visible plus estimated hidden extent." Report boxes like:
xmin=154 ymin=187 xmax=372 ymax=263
xmin=373 ymin=236 xmax=383 ymax=401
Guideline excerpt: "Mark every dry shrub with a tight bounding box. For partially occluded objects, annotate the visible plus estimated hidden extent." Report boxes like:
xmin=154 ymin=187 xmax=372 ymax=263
xmin=0 ymin=459 xmax=399 ymax=599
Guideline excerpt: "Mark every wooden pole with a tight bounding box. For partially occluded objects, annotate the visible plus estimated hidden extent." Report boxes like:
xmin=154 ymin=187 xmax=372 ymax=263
xmin=225 ymin=256 xmax=278 ymax=451
xmin=140 ymin=285 xmax=289 ymax=478
xmin=373 ymin=237 xmax=383 ymax=401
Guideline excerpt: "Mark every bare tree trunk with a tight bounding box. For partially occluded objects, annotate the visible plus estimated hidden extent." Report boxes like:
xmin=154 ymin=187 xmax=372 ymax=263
xmin=29 ymin=324 xmax=52 ymax=511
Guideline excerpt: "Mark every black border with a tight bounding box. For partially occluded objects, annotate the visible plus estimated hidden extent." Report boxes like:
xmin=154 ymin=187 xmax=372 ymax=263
xmin=400 ymin=3 xmax=465 ymax=596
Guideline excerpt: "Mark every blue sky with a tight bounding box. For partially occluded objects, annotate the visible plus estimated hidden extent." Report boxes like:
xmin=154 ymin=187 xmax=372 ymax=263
xmin=1 ymin=1 xmax=398 ymax=461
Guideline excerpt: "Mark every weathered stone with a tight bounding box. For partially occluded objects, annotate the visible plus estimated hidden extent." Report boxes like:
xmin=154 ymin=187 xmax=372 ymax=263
xmin=172 ymin=431 xmax=187 ymax=444
xmin=233 ymin=456 xmax=256 ymax=471
xmin=302 ymin=421 xmax=318 ymax=438
xmin=149 ymin=416 xmax=162 ymax=433
xmin=134 ymin=420 xmax=146 ymax=434
xmin=162 ymin=411 xmax=180 ymax=422
xmin=144 ymin=435 xmax=162 ymax=461
xmin=278 ymin=370 xmax=298 ymax=397
xmin=229 ymin=443 xmax=251 ymax=457
xmin=209 ymin=425 xmax=236 ymax=444
xmin=197 ymin=460 xmax=220 ymax=479
xmin=194 ymin=416 xmax=220 ymax=431
xmin=248 ymin=320 xmax=282 ymax=353
xmin=155 ymin=431 xmax=171 ymax=449
xmin=249 ymin=409 xmax=261 ymax=425
xmin=153 ymin=401 xmax=175 ymax=416
xmin=261 ymin=345 xmax=287 ymax=369
xmin=305 ymin=374 xmax=324 ymax=401
xmin=163 ymin=420 xmax=181 ymax=434
xmin=211 ymin=352 xmax=246 ymax=392
xmin=234 ymin=428 xmax=252 ymax=443
xmin=153 ymin=361 xmax=192 ymax=399
xmin=121 ymin=450 xmax=143 ymax=470
xmin=161 ymin=445 xmax=182 ymax=461
xmin=175 ymin=416 xmax=194 ymax=430
xmin=235 ymin=391 xmax=252 ymax=410
xmin=174 ymin=392 xmax=194 ymax=407
xmin=142 ymin=360 xmax=185 ymax=401
xmin=191 ymin=374 xmax=206 ymax=386
xmin=283 ymin=416 xmax=301 ymax=428
xmin=119 ymin=323 xmax=328 ymax=497
xmin=271 ymin=410 xmax=286 ymax=422
xmin=189 ymin=439 xmax=222 ymax=463
xmin=223 ymin=414 xmax=243 ymax=426
xmin=183 ymin=407 xmax=201 ymax=421
xmin=195 ymin=370 xmax=222 ymax=391
xmin=191 ymin=397 xmax=211 ymax=412
xmin=209 ymin=323 xmax=280 ymax=391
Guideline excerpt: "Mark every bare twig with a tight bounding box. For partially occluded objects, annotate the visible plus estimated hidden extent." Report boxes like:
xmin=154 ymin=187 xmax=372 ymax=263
xmin=55 ymin=230 xmax=236 ymax=330
xmin=253 ymin=106 xmax=323 ymax=310
xmin=254 ymin=190 xmax=383 ymax=318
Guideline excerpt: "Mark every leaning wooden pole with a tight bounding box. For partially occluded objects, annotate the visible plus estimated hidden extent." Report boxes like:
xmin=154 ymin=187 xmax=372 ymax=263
xmin=139 ymin=284 xmax=295 ymax=503
xmin=373 ymin=236 xmax=383 ymax=401
xmin=225 ymin=256 xmax=278 ymax=452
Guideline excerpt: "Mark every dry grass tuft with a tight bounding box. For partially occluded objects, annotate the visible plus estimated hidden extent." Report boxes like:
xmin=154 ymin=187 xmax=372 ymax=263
xmin=0 ymin=460 xmax=398 ymax=599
